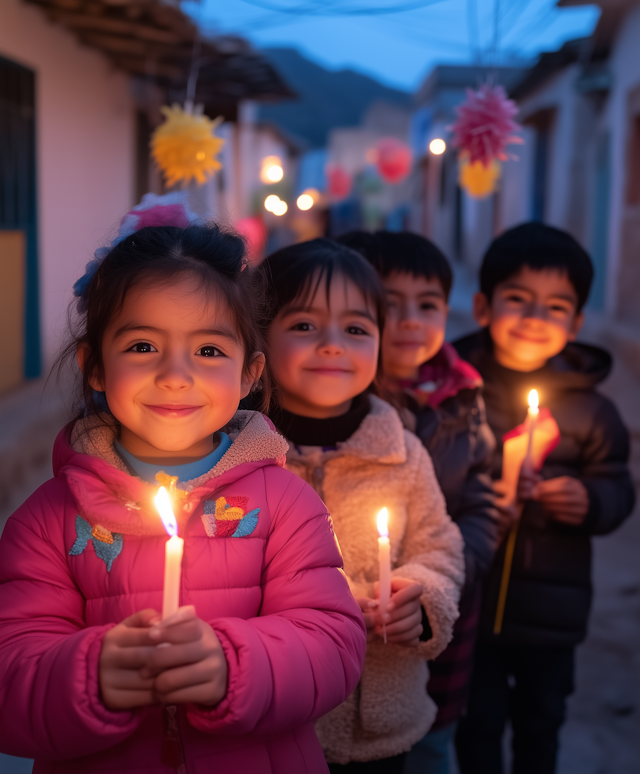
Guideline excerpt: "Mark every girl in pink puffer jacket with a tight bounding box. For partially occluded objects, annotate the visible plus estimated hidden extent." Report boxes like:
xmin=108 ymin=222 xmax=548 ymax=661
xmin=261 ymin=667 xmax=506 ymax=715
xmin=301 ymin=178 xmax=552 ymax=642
xmin=0 ymin=197 xmax=366 ymax=774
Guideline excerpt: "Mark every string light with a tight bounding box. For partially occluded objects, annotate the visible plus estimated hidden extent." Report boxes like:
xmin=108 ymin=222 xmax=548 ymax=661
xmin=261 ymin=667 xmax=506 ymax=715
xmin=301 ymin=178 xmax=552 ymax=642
xmin=429 ymin=138 xmax=446 ymax=155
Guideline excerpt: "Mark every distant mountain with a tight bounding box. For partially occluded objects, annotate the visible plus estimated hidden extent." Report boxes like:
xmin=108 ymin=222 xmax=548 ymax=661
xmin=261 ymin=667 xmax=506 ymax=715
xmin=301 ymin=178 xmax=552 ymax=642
xmin=258 ymin=47 xmax=411 ymax=149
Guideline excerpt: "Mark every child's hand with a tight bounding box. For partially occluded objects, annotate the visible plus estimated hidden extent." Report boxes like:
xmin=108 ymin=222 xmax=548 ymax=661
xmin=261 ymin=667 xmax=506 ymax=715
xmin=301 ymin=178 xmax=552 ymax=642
xmin=99 ymin=609 xmax=160 ymax=710
xmin=374 ymin=577 xmax=424 ymax=647
xmin=355 ymin=597 xmax=379 ymax=642
xmin=516 ymin=460 xmax=543 ymax=502
xmin=142 ymin=606 xmax=228 ymax=707
xmin=531 ymin=476 xmax=589 ymax=525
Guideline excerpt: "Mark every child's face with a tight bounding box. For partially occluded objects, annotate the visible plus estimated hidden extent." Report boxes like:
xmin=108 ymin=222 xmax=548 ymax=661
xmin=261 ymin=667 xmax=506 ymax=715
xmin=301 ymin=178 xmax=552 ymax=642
xmin=88 ymin=275 xmax=262 ymax=461
xmin=381 ymin=272 xmax=448 ymax=379
xmin=474 ymin=266 xmax=583 ymax=372
xmin=267 ymin=273 xmax=380 ymax=418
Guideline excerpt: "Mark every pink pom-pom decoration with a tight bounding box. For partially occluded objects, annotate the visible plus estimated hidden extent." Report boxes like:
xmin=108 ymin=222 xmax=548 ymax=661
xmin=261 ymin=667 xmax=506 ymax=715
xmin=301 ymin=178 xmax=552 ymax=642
xmin=449 ymin=83 xmax=523 ymax=168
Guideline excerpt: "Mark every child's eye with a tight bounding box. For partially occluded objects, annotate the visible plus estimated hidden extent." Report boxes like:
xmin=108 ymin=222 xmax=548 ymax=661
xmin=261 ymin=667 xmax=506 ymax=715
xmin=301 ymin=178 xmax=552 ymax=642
xmin=420 ymin=302 xmax=437 ymax=311
xmin=548 ymin=304 xmax=571 ymax=315
xmin=291 ymin=322 xmax=314 ymax=332
xmin=346 ymin=325 xmax=368 ymax=335
xmin=505 ymin=293 xmax=527 ymax=304
xmin=128 ymin=342 xmax=156 ymax=353
xmin=196 ymin=345 xmax=223 ymax=358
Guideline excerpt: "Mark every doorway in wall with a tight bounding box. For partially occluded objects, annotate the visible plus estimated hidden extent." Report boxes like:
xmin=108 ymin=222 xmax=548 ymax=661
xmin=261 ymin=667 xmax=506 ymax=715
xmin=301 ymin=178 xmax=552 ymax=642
xmin=589 ymin=131 xmax=610 ymax=311
xmin=0 ymin=55 xmax=40 ymax=393
xmin=618 ymin=84 xmax=640 ymax=323
xmin=529 ymin=109 xmax=555 ymax=223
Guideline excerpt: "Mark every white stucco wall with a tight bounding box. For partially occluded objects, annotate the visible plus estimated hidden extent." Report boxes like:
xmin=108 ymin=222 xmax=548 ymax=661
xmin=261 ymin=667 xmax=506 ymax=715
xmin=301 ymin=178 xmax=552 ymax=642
xmin=1 ymin=0 xmax=135 ymax=364
xmin=603 ymin=4 xmax=640 ymax=315
xmin=500 ymin=124 xmax=537 ymax=230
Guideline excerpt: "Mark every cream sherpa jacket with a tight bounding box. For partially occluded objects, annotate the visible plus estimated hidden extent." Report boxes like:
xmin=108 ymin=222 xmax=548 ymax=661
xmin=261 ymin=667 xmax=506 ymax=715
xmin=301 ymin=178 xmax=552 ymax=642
xmin=284 ymin=395 xmax=465 ymax=764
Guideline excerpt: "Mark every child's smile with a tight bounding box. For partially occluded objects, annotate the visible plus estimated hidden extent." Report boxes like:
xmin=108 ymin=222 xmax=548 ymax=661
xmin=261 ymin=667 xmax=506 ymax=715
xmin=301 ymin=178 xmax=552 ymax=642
xmin=87 ymin=275 xmax=258 ymax=463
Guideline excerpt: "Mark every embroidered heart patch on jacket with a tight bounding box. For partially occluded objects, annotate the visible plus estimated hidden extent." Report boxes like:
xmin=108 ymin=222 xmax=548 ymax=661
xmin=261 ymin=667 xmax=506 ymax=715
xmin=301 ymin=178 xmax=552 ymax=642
xmin=201 ymin=496 xmax=260 ymax=538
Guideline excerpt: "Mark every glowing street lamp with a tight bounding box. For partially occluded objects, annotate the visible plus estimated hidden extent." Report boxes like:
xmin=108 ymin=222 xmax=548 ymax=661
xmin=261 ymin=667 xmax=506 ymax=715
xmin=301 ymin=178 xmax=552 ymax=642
xmin=272 ymin=199 xmax=288 ymax=216
xmin=260 ymin=155 xmax=284 ymax=184
xmin=264 ymin=194 xmax=281 ymax=213
xmin=297 ymin=193 xmax=314 ymax=211
xmin=429 ymin=138 xmax=446 ymax=155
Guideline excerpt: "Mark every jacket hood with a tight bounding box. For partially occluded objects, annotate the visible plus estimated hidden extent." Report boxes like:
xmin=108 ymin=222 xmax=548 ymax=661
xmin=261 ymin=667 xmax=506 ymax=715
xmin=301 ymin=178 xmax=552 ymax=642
xmin=454 ymin=329 xmax=612 ymax=394
xmin=286 ymin=395 xmax=407 ymax=467
xmin=398 ymin=342 xmax=483 ymax=408
xmin=53 ymin=411 xmax=288 ymax=537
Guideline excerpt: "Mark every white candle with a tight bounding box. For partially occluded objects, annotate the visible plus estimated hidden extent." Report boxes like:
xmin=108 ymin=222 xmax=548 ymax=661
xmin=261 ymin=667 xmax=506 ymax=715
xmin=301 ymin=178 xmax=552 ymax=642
xmin=154 ymin=486 xmax=184 ymax=620
xmin=524 ymin=389 xmax=539 ymax=466
xmin=377 ymin=508 xmax=391 ymax=642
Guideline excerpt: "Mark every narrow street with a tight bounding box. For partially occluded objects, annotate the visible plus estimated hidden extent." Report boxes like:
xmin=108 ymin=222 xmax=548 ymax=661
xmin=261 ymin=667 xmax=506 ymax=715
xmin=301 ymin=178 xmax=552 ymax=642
xmin=557 ymin=342 xmax=640 ymax=774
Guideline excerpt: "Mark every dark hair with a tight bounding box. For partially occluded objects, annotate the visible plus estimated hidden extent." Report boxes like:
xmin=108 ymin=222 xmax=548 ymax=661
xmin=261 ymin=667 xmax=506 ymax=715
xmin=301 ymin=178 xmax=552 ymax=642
xmin=480 ymin=222 xmax=593 ymax=311
xmin=338 ymin=230 xmax=453 ymax=301
xmin=61 ymin=224 xmax=270 ymax=417
xmin=258 ymin=237 xmax=387 ymax=333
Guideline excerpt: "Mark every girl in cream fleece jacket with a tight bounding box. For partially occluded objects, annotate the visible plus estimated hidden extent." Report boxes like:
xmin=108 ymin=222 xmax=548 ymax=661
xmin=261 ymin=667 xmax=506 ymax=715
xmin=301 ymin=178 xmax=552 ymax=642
xmin=257 ymin=239 xmax=465 ymax=771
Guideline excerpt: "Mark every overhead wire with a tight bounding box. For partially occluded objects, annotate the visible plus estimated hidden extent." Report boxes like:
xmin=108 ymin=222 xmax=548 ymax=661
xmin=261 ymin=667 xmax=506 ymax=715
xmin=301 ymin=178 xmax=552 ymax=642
xmin=466 ymin=0 xmax=481 ymax=63
xmin=237 ymin=0 xmax=447 ymax=16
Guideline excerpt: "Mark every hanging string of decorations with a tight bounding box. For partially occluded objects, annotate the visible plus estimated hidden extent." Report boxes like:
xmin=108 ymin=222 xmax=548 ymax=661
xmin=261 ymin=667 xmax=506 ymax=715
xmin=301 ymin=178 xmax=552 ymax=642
xmin=449 ymin=82 xmax=522 ymax=199
xmin=150 ymin=18 xmax=225 ymax=190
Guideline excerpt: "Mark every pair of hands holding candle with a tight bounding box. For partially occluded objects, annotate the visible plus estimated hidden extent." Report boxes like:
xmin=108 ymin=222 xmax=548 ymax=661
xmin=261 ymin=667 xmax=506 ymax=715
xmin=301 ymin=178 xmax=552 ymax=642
xmin=99 ymin=605 xmax=228 ymax=711
xmin=495 ymin=463 xmax=590 ymax=533
xmin=356 ymin=578 xmax=425 ymax=647
xmin=517 ymin=464 xmax=590 ymax=526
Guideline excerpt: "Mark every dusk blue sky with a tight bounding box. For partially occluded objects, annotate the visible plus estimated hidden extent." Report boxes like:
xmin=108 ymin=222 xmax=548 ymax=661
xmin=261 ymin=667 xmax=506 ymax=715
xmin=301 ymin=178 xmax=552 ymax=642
xmin=184 ymin=0 xmax=601 ymax=91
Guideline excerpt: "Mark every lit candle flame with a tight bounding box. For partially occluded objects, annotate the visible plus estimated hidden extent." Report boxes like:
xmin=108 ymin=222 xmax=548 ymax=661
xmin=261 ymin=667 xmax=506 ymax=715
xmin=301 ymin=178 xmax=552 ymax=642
xmin=528 ymin=389 xmax=539 ymax=415
xmin=155 ymin=486 xmax=178 ymax=537
xmin=377 ymin=507 xmax=389 ymax=538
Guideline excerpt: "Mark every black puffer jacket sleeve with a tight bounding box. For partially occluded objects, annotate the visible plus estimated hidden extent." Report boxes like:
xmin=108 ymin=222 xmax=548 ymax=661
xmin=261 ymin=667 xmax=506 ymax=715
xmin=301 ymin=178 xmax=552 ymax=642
xmin=453 ymin=393 xmax=500 ymax=588
xmin=416 ymin=390 xmax=500 ymax=591
xmin=579 ymin=397 xmax=635 ymax=535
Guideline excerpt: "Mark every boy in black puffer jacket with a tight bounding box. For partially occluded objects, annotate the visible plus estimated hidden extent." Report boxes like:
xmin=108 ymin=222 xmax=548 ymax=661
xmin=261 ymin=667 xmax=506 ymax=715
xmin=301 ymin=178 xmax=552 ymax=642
xmin=454 ymin=222 xmax=635 ymax=774
xmin=340 ymin=231 xmax=499 ymax=774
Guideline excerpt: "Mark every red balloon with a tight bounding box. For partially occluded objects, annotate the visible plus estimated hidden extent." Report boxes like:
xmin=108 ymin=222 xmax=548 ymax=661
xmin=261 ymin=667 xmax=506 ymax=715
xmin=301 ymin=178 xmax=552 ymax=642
xmin=326 ymin=165 xmax=352 ymax=200
xmin=375 ymin=138 xmax=412 ymax=184
xmin=234 ymin=216 xmax=268 ymax=264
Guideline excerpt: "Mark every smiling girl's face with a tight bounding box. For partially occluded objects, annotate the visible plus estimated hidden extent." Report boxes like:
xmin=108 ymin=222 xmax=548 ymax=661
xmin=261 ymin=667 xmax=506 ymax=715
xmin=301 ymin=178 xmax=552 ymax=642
xmin=87 ymin=274 xmax=262 ymax=463
xmin=267 ymin=272 xmax=380 ymax=419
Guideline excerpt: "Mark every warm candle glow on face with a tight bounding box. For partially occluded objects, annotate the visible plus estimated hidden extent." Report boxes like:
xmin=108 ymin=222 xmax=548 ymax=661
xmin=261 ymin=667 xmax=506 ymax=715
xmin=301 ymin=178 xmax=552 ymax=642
xmin=155 ymin=486 xmax=178 ymax=537
xmin=377 ymin=507 xmax=389 ymax=538
xmin=528 ymin=389 xmax=539 ymax=416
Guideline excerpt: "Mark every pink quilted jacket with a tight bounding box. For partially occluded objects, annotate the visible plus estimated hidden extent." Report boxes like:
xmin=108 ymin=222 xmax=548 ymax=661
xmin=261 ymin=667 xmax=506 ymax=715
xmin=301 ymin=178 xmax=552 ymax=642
xmin=0 ymin=411 xmax=366 ymax=774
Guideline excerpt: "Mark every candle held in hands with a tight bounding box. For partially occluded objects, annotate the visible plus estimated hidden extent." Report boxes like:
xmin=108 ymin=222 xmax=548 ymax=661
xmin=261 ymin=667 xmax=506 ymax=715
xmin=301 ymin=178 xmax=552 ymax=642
xmin=377 ymin=508 xmax=391 ymax=643
xmin=155 ymin=486 xmax=184 ymax=620
xmin=524 ymin=389 xmax=539 ymax=466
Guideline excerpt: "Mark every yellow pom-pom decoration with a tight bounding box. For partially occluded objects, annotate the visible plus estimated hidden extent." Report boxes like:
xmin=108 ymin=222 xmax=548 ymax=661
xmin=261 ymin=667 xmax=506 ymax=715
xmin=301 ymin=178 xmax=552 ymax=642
xmin=151 ymin=104 xmax=224 ymax=188
xmin=458 ymin=153 xmax=501 ymax=199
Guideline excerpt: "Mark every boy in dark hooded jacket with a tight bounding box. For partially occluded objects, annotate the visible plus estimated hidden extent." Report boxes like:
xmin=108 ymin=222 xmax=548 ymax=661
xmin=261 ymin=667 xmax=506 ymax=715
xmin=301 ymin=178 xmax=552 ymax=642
xmin=454 ymin=222 xmax=635 ymax=774
xmin=340 ymin=231 xmax=499 ymax=774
